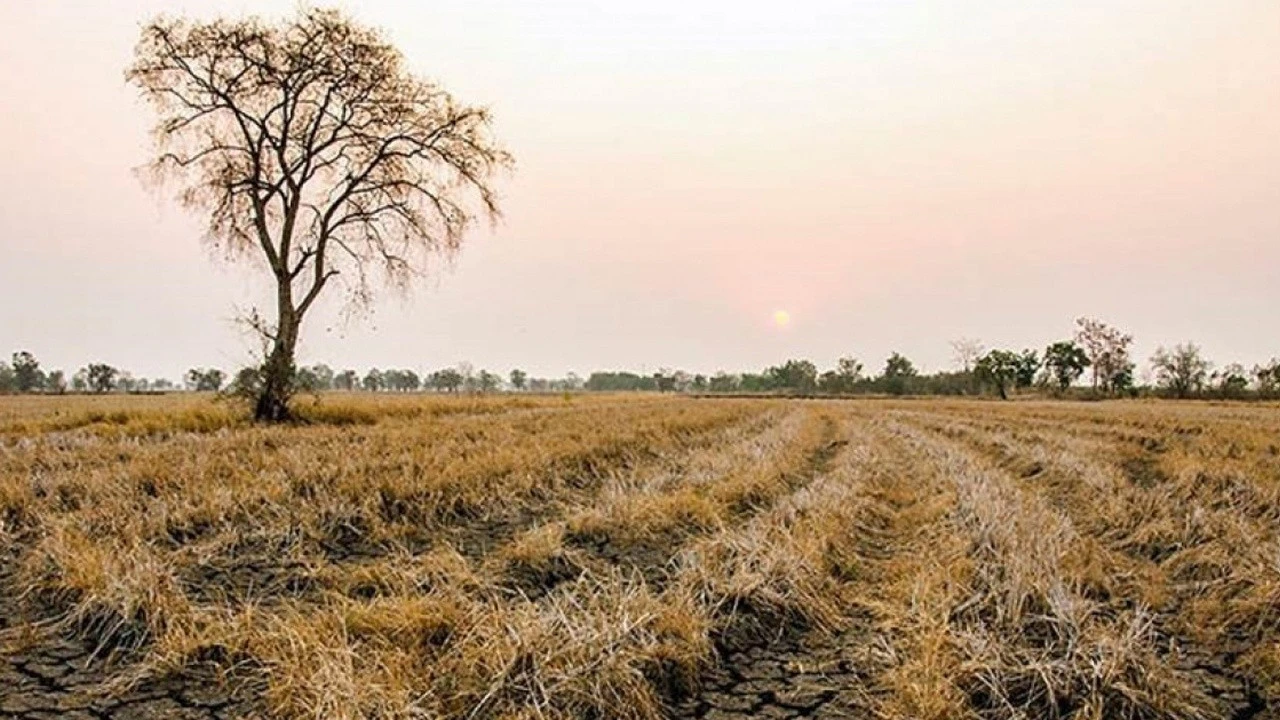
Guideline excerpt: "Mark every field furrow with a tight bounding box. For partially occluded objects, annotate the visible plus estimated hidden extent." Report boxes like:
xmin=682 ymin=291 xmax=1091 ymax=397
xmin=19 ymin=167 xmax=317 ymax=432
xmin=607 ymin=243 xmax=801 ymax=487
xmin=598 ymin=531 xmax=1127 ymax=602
xmin=670 ymin=410 xmax=960 ymax=719
xmin=864 ymin=412 xmax=1232 ymax=719
xmin=893 ymin=407 xmax=1277 ymax=717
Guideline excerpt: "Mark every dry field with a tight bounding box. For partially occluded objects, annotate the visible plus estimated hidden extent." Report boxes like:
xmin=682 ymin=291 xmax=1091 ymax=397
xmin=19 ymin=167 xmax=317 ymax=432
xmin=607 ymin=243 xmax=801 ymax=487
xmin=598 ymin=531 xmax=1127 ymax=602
xmin=1 ymin=394 xmax=1278 ymax=720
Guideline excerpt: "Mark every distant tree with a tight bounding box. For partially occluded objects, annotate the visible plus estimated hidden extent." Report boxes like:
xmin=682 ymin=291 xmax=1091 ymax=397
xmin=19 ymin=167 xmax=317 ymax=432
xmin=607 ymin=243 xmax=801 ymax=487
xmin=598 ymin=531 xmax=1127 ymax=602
xmin=0 ymin=362 xmax=15 ymax=394
xmin=12 ymin=351 xmax=43 ymax=393
xmin=362 ymin=369 xmax=384 ymax=392
xmin=509 ymin=369 xmax=528 ymax=391
xmin=457 ymin=362 xmax=477 ymax=392
xmin=950 ymin=338 xmax=985 ymax=373
xmin=1075 ymin=318 xmax=1133 ymax=395
xmin=883 ymin=352 xmax=916 ymax=377
xmin=1014 ymin=349 xmax=1041 ymax=389
xmin=563 ymin=371 xmax=583 ymax=391
xmin=395 ymin=369 xmax=422 ymax=392
xmin=1150 ymin=343 xmax=1210 ymax=398
xmin=766 ymin=359 xmax=818 ymax=394
xmin=295 ymin=364 xmax=335 ymax=392
xmin=380 ymin=369 xmax=402 ymax=391
xmin=228 ymin=366 xmax=263 ymax=397
xmin=585 ymin=371 xmax=655 ymax=392
xmin=115 ymin=372 xmax=139 ymax=393
xmin=128 ymin=9 xmax=512 ymax=421
xmin=709 ymin=372 xmax=739 ymax=393
xmin=333 ymin=369 xmax=359 ymax=391
xmin=308 ymin=364 xmax=335 ymax=391
xmin=1110 ymin=363 xmax=1136 ymax=396
xmin=46 ymin=370 xmax=67 ymax=394
xmin=975 ymin=349 xmax=1020 ymax=400
xmin=295 ymin=366 xmax=320 ymax=392
xmin=819 ymin=356 xmax=862 ymax=394
xmin=70 ymin=368 xmax=89 ymax=393
xmin=914 ymin=371 xmax=971 ymax=396
xmin=654 ymin=369 xmax=678 ymax=393
xmin=671 ymin=370 xmax=692 ymax=393
xmin=185 ymin=367 xmax=226 ymax=392
xmin=204 ymin=369 xmax=226 ymax=391
xmin=817 ymin=370 xmax=840 ymax=394
xmin=1043 ymin=341 xmax=1090 ymax=392
xmin=1254 ymin=359 xmax=1280 ymax=397
xmin=880 ymin=352 xmax=917 ymax=396
xmin=692 ymin=374 xmax=708 ymax=392
xmin=476 ymin=370 xmax=501 ymax=393
xmin=837 ymin=356 xmax=864 ymax=382
xmin=153 ymin=378 xmax=177 ymax=391
xmin=738 ymin=373 xmax=770 ymax=393
xmin=318 ymin=364 xmax=336 ymax=390
xmin=88 ymin=364 xmax=119 ymax=393
xmin=1211 ymin=363 xmax=1249 ymax=399
xmin=430 ymin=368 xmax=463 ymax=393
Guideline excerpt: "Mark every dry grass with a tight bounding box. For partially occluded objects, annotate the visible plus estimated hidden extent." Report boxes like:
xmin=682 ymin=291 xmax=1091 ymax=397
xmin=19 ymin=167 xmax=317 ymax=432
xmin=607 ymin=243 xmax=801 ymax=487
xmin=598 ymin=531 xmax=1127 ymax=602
xmin=1 ymin=394 xmax=1277 ymax=719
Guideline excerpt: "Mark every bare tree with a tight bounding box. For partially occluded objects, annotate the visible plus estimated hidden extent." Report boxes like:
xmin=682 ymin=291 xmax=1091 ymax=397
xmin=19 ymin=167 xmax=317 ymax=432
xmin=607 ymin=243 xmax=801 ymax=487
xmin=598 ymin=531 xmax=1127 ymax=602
xmin=950 ymin=338 xmax=985 ymax=373
xmin=128 ymin=9 xmax=512 ymax=420
xmin=1074 ymin=317 xmax=1134 ymax=395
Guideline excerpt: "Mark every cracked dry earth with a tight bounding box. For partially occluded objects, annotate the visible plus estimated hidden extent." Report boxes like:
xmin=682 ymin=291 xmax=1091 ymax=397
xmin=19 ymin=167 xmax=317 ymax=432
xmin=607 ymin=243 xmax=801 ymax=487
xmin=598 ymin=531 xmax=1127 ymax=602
xmin=0 ymin=550 xmax=261 ymax=720
xmin=0 ymin=635 xmax=260 ymax=720
xmin=668 ymin=427 xmax=913 ymax=720
xmin=668 ymin=630 xmax=875 ymax=720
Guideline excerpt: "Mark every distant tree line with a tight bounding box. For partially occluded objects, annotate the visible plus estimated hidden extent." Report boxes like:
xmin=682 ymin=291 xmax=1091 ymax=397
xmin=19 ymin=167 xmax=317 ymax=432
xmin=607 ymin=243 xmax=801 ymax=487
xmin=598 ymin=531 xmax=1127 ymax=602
xmin=0 ymin=353 xmax=183 ymax=395
xmin=0 ymin=353 xmax=559 ymax=397
xmin=5 ymin=317 xmax=1280 ymax=400
xmin=585 ymin=317 xmax=1280 ymax=401
xmin=232 ymin=363 xmax=541 ymax=395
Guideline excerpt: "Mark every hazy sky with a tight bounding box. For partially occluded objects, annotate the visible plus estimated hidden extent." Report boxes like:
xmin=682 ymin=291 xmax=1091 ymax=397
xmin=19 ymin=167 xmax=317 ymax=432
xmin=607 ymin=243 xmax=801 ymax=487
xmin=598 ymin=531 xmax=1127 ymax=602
xmin=2 ymin=1 xmax=1278 ymax=380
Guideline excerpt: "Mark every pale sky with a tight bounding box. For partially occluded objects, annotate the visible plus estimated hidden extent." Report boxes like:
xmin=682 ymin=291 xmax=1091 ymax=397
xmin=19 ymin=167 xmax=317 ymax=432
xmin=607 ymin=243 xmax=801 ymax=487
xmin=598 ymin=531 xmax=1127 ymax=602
xmin=2 ymin=1 xmax=1278 ymax=380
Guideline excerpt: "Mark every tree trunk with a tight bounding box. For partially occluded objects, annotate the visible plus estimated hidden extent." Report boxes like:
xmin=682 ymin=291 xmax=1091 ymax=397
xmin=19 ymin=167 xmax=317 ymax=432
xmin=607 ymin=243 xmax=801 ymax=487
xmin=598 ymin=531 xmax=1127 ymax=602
xmin=255 ymin=355 xmax=293 ymax=422
xmin=255 ymin=299 xmax=299 ymax=423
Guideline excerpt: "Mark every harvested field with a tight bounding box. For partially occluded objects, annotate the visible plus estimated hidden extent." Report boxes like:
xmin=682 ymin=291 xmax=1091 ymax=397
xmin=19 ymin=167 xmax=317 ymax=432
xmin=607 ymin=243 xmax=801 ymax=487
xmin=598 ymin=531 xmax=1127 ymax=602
xmin=2 ymin=394 xmax=1279 ymax=719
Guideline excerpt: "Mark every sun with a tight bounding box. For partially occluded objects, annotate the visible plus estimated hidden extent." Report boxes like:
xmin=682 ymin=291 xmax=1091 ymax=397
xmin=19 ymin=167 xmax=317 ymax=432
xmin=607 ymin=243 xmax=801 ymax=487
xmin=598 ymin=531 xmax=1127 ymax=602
xmin=773 ymin=309 xmax=791 ymax=328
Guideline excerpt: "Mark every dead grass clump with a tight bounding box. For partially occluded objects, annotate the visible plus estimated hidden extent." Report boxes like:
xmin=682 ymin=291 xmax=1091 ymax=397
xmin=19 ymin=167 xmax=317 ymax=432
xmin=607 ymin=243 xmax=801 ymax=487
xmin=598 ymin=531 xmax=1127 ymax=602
xmin=707 ymin=413 xmax=833 ymax=513
xmin=323 ymin=548 xmax=482 ymax=600
xmin=671 ymin=448 xmax=868 ymax=648
xmin=460 ymin=579 xmax=711 ymax=720
xmin=495 ymin=524 xmax=588 ymax=598
xmin=565 ymin=489 xmax=724 ymax=554
xmin=234 ymin=577 xmax=712 ymax=720
xmin=19 ymin=524 xmax=192 ymax=656
xmin=956 ymin=601 xmax=1223 ymax=720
